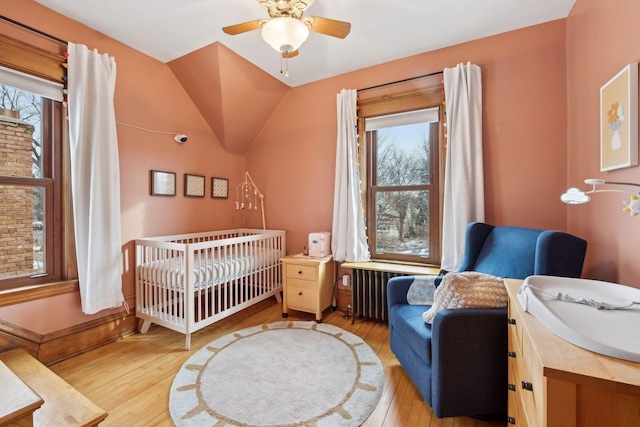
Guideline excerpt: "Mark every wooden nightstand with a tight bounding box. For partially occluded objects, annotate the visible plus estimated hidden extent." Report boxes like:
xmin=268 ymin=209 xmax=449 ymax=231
xmin=281 ymin=255 xmax=335 ymax=322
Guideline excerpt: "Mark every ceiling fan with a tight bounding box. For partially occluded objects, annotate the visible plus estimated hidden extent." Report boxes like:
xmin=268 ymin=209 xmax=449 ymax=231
xmin=222 ymin=0 xmax=351 ymax=59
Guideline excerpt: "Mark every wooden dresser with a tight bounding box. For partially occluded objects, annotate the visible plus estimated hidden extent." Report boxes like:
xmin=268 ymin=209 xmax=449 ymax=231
xmin=281 ymin=255 xmax=335 ymax=322
xmin=505 ymin=278 xmax=640 ymax=427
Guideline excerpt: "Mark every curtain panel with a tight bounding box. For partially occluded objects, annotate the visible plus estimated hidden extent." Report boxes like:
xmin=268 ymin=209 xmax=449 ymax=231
xmin=67 ymin=42 xmax=124 ymax=314
xmin=331 ymin=89 xmax=370 ymax=262
xmin=441 ymin=62 xmax=485 ymax=272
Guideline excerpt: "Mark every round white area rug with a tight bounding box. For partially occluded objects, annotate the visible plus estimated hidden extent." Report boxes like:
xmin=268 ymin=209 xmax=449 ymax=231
xmin=170 ymin=321 xmax=384 ymax=427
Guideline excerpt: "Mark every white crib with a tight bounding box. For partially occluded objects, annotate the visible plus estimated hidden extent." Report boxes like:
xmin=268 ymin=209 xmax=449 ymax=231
xmin=135 ymin=229 xmax=285 ymax=349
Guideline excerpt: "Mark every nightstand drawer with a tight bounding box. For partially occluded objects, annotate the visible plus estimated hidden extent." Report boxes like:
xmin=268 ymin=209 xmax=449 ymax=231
xmin=286 ymin=284 xmax=317 ymax=311
xmin=286 ymin=264 xmax=317 ymax=281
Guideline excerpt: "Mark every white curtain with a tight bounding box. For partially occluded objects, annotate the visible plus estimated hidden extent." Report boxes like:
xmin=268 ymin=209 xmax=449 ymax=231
xmin=331 ymin=89 xmax=370 ymax=262
xmin=441 ymin=62 xmax=485 ymax=272
xmin=67 ymin=42 xmax=124 ymax=314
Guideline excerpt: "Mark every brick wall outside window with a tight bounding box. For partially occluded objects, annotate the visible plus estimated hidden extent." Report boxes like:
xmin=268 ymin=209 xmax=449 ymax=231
xmin=0 ymin=114 xmax=36 ymax=278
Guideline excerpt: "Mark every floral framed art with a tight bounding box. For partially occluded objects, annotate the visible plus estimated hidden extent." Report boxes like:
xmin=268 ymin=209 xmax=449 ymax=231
xmin=600 ymin=63 xmax=638 ymax=171
xmin=150 ymin=170 xmax=176 ymax=196
xmin=184 ymin=173 xmax=206 ymax=197
xmin=211 ymin=177 xmax=229 ymax=198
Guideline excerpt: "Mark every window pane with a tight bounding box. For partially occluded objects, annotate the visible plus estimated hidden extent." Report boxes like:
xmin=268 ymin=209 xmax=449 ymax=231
xmin=0 ymin=184 xmax=46 ymax=279
xmin=0 ymin=84 xmax=43 ymax=178
xmin=374 ymin=190 xmax=429 ymax=257
xmin=376 ymin=123 xmax=431 ymax=186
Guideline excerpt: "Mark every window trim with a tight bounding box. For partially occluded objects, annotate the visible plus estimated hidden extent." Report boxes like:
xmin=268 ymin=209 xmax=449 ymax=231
xmin=0 ymin=22 xmax=74 ymax=293
xmin=357 ymin=79 xmax=446 ymax=266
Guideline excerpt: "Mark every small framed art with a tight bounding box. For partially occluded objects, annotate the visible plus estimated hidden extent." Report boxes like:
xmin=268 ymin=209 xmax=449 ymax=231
xmin=212 ymin=177 xmax=229 ymax=198
xmin=600 ymin=63 xmax=638 ymax=171
xmin=150 ymin=170 xmax=176 ymax=196
xmin=184 ymin=173 xmax=206 ymax=197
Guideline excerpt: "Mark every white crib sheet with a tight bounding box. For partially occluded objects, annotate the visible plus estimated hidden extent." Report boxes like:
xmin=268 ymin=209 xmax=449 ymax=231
xmin=138 ymin=247 xmax=281 ymax=291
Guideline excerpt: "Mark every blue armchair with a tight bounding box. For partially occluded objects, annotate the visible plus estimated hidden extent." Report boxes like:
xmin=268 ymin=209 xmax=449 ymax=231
xmin=387 ymin=222 xmax=587 ymax=418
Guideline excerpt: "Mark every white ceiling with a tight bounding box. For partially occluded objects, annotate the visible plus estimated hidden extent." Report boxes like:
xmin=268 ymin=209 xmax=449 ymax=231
xmin=34 ymin=0 xmax=575 ymax=87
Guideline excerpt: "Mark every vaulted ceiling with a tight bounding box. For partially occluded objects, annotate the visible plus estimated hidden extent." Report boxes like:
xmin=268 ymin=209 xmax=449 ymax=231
xmin=168 ymin=43 xmax=289 ymax=154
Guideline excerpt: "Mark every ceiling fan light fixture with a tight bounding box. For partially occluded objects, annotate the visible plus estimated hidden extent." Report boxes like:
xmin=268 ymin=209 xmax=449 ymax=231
xmin=261 ymin=17 xmax=309 ymax=54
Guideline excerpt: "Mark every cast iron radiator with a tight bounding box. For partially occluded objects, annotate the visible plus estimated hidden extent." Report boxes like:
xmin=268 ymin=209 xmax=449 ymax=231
xmin=352 ymin=269 xmax=408 ymax=323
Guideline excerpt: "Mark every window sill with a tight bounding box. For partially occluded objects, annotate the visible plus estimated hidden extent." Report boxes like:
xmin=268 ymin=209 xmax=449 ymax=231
xmin=341 ymin=261 xmax=441 ymax=276
xmin=0 ymin=280 xmax=79 ymax=308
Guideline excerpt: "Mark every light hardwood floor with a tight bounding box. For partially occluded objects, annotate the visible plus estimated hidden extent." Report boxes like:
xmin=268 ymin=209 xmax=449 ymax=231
xmin=49 ymin=298 xmax=507 ymax=427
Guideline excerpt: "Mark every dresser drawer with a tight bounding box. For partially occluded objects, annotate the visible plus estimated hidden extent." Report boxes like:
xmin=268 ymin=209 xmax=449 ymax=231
xmin=286 ymin=263 xmax=317 ymax=281
xmin=508 ymin=300 xmax=523 ymax=353
xmin=508 ymin=346 xmax=531 ymax=427
xmin=507 ymin=365 xmax=528 ymax=427
xmin=519 ymin=328 xmax=544 ymax=427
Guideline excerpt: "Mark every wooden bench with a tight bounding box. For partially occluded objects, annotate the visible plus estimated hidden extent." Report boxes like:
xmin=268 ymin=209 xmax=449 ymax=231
xmin=0 ymin=349 xmax=107 ymax=426
xmin=0 ymin=359 xmax=44 ymax=426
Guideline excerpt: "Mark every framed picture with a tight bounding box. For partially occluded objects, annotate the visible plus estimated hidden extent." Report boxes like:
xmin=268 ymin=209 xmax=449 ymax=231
xmin=184 ymin=173 xmax=206 ymax=197
xmin=150 ymin=170 xmax=176 ymax=196
xmin=600 ymin=63 xmax=638 ymax=171
xmin=211 ymin=177 xmax=229 ymax=198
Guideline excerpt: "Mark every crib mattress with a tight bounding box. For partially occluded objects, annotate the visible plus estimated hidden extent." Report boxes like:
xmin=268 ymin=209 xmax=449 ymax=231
xmin=137 ymin=247 xmax=281 ymax=290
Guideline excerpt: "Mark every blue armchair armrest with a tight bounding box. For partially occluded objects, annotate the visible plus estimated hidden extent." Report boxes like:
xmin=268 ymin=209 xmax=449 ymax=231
xmin=430 ymin=307 xmax=508 ymax=417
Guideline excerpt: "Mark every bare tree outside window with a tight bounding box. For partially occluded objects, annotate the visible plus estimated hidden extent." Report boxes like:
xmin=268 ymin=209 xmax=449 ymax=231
xmin=366 ymin=110 xmax=440 ymax=264
xmin=0 ymin=85 xmax=43 ymax=177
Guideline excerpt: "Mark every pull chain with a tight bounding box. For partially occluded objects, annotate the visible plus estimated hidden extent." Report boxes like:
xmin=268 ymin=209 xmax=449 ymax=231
xmin=280 ymin=55 xmax=289 ymax=77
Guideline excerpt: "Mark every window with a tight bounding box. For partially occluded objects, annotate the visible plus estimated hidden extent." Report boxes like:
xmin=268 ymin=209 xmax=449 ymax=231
xmin=0 ymin=82 xmax=64 ymax=289
xmin=0 ymin=25 xmax=69 ymax=291
xmin=358 ymin=75 xmax=445 ymax=265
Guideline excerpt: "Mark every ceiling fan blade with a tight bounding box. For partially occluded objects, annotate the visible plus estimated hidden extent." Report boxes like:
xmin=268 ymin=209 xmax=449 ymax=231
xmin=222 ymin=20 xmax=265 ymax=35
xmin=304 ymin=16 xmax=351 ymax=39
xmin=282 ymin=49 xmax=299 ymax=58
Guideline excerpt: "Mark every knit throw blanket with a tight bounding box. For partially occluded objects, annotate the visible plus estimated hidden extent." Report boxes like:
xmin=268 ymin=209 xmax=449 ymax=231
xmin=422 ymin=271 xmax=507 ymax=324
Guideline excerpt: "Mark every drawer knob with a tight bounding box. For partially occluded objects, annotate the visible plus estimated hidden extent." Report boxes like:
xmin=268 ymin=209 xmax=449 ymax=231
xmin=508 ymin=383 xmax=516 ymax=391
xmin=298 ymin=271 xmax=303 ymax=274
xmin=507 ymin=318 xmax=516 ymax=325
xmin=521 ymin=381 xmax=533 ymax=391
xmin=507 ymin=416 xmax=516 ymax=424
xmin=508 ymin=351 xmax=516 ymax=358
xmin=298 ymin=291 xmax=303 ymax=296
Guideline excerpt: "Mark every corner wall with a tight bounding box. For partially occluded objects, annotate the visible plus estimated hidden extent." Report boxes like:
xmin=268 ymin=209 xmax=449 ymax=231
xmin=566 ymin=0 xmax=640 ymax=287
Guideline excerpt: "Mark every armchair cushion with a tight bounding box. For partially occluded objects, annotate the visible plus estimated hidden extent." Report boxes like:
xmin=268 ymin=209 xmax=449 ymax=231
xmin=390 ymin=304 xmax=433 ymax=365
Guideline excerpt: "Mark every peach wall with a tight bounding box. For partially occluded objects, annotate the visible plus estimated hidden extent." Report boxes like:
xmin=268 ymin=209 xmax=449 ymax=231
xmin=566 ymin=0 xmax=640 ymax=287
xmin=4 ymin=1 xmax=618 ymax=337
xmin=0 ymin=0 xmax=246 ymax=333
xmin=247 ymin=20 xmax=569 ymax=254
